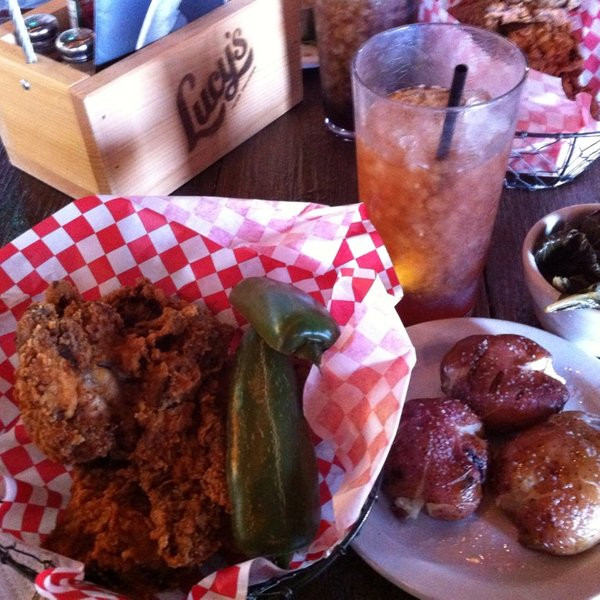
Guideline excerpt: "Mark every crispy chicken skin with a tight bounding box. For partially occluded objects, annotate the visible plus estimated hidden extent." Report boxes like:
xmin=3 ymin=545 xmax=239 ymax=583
xmin=16 ymin=279 xmax=234 ymax=591
xmin=15 ymin=280 xmax=123 ymax=463
xmin=44 ymin=465 xmax=165 ymax=574
xmin=448 ymin=0 xmax=599 ymax=119
xmin=383 ymin=397 xmax=488 ymax=520
xmin=495 ymin=411 xmax=600 ymax=555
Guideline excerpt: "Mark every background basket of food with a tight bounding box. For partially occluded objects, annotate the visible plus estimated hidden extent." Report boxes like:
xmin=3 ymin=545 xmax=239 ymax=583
xmin=421 ymin=0 xmax=600 ymax=189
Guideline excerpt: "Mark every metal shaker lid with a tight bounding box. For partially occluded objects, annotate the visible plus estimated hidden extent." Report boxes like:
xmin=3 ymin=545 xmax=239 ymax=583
xmin=18 ymin=13 xmax=59 ymax=52
xmin=55 ymin=27 xmax=95 ymax=63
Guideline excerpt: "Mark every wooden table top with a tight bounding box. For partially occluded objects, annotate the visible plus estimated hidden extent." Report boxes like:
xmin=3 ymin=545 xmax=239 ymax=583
xmin=1 ymin=67 xmax=599 ymax=599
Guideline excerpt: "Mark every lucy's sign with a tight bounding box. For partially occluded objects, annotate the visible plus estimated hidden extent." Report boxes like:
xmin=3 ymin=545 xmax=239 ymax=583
xmin=176 ymin=28 xmax=255 ymax=152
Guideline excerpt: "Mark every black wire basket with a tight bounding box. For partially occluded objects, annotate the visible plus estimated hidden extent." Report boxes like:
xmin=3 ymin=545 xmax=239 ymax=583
xmin=247 ymin=477 xmax=381 ymax=599
xmin=505 ymin=130 xmax=600 ymax=190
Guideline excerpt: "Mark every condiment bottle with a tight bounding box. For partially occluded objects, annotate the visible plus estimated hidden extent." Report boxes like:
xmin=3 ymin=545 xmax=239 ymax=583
xmin=55 ymin=27 xmax=95 ymax=74
xmin=67 ymin=0 xmax=94 ymax=29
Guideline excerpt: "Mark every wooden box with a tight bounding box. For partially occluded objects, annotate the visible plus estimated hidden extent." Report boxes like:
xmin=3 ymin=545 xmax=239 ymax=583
xmin=0 ymin=0 xmax=302 ymax=198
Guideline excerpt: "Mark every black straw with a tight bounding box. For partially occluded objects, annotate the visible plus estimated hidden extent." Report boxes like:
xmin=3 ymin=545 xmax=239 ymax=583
xmin=436 ymin=64 xmax=468 ymax=160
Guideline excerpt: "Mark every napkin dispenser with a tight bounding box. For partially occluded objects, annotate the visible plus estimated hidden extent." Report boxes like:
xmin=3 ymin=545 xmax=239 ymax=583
xmin=0 ymin=0 xmax=302 ymax=198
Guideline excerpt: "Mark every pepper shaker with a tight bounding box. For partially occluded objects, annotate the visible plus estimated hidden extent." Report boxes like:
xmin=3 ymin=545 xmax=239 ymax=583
xmin=16 ymin=13 xmax=59 ymax=58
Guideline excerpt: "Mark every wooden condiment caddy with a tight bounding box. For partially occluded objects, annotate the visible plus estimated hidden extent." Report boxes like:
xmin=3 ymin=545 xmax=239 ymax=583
xmin=0 ymin=0 xmax=302 ymax=198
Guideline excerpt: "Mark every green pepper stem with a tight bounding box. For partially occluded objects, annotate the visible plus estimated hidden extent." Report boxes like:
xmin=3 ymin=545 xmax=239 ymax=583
xmin=295 ymin=341 xmax=324 ymax=366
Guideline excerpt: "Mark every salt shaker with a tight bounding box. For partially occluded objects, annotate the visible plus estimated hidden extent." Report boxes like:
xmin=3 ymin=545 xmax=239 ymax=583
xmin=313 ymin=0 xmax=417 ymax=139
xmin=55 ymin=27 xmax=95 ymax=73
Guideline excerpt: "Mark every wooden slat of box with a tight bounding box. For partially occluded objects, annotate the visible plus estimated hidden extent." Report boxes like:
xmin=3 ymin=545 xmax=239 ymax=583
xmin=0 ymin=0 xmax=302 ymax=198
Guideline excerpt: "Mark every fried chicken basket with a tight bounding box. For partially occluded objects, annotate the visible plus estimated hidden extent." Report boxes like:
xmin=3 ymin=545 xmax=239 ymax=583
xmin=420 ymin=0 xmax=600 ymax=190
xmin=0 ymin=478 xmax=381 ymax=599
xmin=0 ymin=196 xmax=415 ymax=600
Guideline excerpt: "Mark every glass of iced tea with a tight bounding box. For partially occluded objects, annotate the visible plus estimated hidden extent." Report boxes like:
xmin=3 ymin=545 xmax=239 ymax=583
xmin=352 ymin=23 xmax=527 ymax=325
xmin=313 ymin=0 xmax=417 ymax=140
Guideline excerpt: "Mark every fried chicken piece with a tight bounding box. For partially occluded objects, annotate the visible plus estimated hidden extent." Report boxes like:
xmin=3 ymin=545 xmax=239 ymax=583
xmin=450 ymin=0 xmax=580 ymax=31
xmin=15 ymin=281 xmax=123 ymax=463
xmin=105 ymin=278 xmax=184 ymax=331
xmin=19 ymin=279 xmax=235 ymax=592
xmin=44 ymin=465 xmax=165 ymax=573
xmin=506 ymin=22 xmax=583 ymax=78
xmin=505 ymin=22 xmax=589 ymax=114
xmin=449 ymin=0 xmax=587 ymax=110
xmin=43 ymin=464 xmax=179 ymax=600
xmin=17 ymin=280 xmax=233 ymax=597
xmin=45 ymin=459 xmax=231 ymax=596
xmin=106 ymin=279 xmax=233 ymax=566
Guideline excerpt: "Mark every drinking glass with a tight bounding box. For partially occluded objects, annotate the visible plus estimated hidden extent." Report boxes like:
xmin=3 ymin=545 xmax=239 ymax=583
xmin=313 ymin=0 xmax=417 ymax=140
xmin=352 ymin=23 xmax=527 ymax=325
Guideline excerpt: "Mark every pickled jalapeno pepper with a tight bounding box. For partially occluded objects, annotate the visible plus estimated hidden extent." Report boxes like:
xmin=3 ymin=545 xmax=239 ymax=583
xmin=229 ymin=277 xmax=340 ymax=365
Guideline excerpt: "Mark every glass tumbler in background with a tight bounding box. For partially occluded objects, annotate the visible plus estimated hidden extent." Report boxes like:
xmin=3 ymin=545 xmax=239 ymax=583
xmin=313 ymin=0 xmax=417 ymax=140
xmin=352 ymin=23 xmax=528 ymax=325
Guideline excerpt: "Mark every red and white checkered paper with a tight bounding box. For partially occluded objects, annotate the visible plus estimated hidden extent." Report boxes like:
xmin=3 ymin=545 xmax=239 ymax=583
xmin=0 ymin=196 xmax=415 ymax=600
xmin=420 ymin=0 xmax=600 ymax=175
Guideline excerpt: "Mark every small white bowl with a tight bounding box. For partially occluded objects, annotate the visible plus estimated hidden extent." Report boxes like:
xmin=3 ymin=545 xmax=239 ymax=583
xmin=522 ymin=203 xmax=600 ymax=357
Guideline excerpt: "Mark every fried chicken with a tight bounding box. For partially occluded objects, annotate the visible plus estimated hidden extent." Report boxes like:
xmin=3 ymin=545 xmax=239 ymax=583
xmin=506 ymin=22 xmax=583 ymax=79
xmin=450 ymin=0 xmax=580 ymax=31
xmin=44 ymin=464 xmax=166 ymax=577
xmin=15 ymin=280 xmax=123 ymax=463
xmin=449 ymin=0 xmax=592 ymax=115
xmin=16 ymin=279 xmax=234 ymax=594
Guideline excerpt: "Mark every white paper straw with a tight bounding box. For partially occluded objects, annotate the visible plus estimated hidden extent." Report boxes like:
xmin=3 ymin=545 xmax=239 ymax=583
xmin=8 ymin=0 xmax=38 ymax=64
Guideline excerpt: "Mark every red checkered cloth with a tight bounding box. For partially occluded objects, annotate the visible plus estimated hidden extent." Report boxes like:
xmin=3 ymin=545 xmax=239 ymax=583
xmin=419 ymin=0 xmax=600 ymax=176
xmin=0 ymin=196 xmax=415 ymax=600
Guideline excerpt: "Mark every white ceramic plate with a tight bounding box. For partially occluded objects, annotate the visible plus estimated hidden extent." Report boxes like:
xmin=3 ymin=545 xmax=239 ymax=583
xmin=352 ymin=317 xmax=600 ymax=600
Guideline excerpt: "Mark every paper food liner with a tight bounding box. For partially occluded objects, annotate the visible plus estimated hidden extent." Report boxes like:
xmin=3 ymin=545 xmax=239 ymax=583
xmin=420 ymin=0 xmax=600 ymax=180
xmin=0 ymin=196 xmax=416 ymax=600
